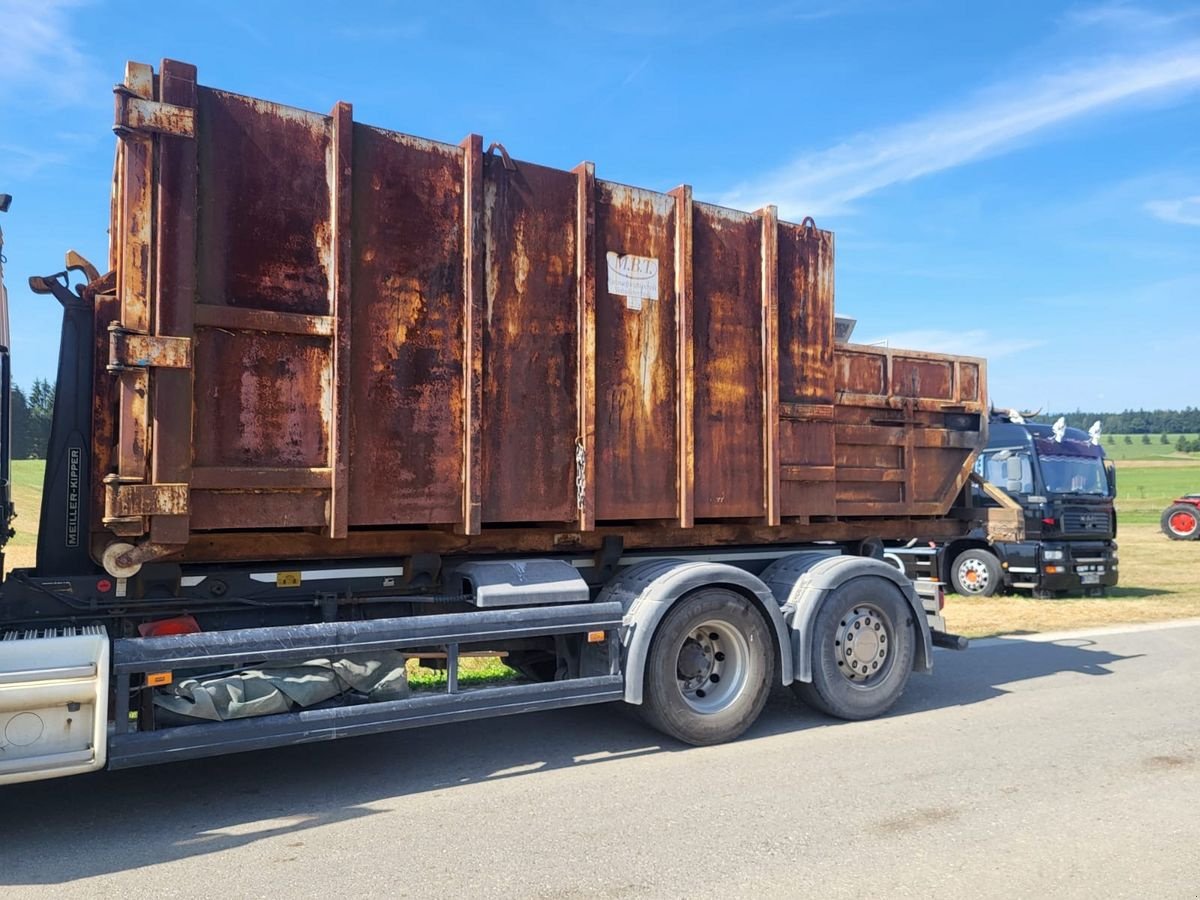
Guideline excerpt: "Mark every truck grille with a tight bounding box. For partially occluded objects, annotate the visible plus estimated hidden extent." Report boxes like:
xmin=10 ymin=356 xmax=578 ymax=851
xmin=1060 ymin=509 xmax=1112 ymax=536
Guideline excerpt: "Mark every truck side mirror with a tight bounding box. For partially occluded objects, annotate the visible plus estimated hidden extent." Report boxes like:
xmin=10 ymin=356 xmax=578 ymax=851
xmin=1104 ymin=460 xmax=1116 ymax=494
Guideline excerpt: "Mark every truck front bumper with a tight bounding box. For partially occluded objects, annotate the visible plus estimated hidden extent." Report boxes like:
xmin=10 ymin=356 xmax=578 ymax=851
xmin=999 ymin=541 xmax=1118 ymax=594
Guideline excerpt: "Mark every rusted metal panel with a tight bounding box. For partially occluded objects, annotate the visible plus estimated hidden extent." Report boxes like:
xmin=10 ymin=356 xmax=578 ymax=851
xmin=114 ymin=93 xmax=196 ymax=138
xmin=593 ymin=181 xmax=677 ymax=521
xmin=95 ymin=60 xmax=991 ymax=567
xmin=196 ymin=89 xmax=332 ymax=316
xmin=669 ymin=185 xmax=695 ymax=528
xmin=460 ymin=134 xmax=485 ymax=535
xmin=893 ymin=356 xmax=952 ymax=399
xmin=105 ymin=483 xmax=189 ymax=519
xmin=115 ymin=62 xmax=155 ymax=506
xmin=778 ymin=220 xmax=834 ymax=403
xmin=958 ymin=360 xmax=980 ymax=402
xmin=349 ymin=125 xmax=465 ymax=525
xmin=574 ymin=162 xmax=597 ymax=530
xmin=836 ymin=349 xmax=887 ymax=396
xmin=759 ymin=205 xmax=780 ymax=526
xmin=109 ymin=329 xmax=191 ymax=370
xmin=191 ymin=491 xmax=327 ymax=531
xmin=148 ymin=60 xmax=197 ymax=544
xmin=480 ymin=156 xmax=578 ymax=523
xmin=192 ymin=305 xmax=334 ymax=336
xmin=328 ymin=101 xmax=353 ymax=539
xmin=191 ymin=467 xmax=331 ymax=490
xmin=192 ymin=330 xmax=331 ymax=469
xmin=692 ymin=202 xmax=764 ymax=519
xmin=150 ymin=59 xmax=199 ymax=534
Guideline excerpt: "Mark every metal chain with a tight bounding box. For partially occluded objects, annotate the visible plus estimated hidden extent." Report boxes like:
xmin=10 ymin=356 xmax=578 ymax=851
xmin=575 ymin=438 xmax=587 ymax=510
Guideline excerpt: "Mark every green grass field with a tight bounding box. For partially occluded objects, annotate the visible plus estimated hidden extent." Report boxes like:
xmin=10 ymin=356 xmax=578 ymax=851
xmin=1098 ymin=434 xmax=1200 ymax=462
xmin=9 ymin=458 xmax=46 ymax=551
xmin=1098 ymin=435 xmax=1200 ymax=525
xmin=1114 ymin=463 xmax=1200 ymax=524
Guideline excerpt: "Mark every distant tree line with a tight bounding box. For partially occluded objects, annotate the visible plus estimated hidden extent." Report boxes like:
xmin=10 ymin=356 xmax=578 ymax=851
xmin=1050 ymin=408 xmax=1200 ymax=435
xmin=10 ymin=380 xmax=55 ymax=459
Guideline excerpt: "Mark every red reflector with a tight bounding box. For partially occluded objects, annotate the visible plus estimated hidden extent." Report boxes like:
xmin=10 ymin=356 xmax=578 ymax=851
xmin=138 ymin=615 xmax=202 ymax=638
xmin=97 ymin=579 xmax=113 ymax=593
xmin=1042 ymin=517 xmax=1056 ymax=526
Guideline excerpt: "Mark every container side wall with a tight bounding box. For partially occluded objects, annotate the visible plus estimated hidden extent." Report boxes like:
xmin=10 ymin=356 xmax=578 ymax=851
xmin=196 ymin=90 xmax=332 ymax=315
xmin=349 ymin=126 xmax=466 ymax=525
xmin=481 ymin=158 xmax=578 ymax=523
xmin=692 ymin=203 xmax=764 ymax=519
xmin=594 ymin=182 xmax=678 ymax=520
xmin=777 ymin=221 xmax=836 ymax=518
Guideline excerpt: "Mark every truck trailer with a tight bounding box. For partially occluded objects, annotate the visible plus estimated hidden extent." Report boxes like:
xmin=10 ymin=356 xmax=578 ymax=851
xmin=0 ymin=60 xmax=1000 ymax=786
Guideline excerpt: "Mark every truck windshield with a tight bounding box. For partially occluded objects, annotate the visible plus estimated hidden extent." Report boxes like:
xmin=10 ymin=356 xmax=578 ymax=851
xmin=1038 ymin=455 xmax=1110 ymax=496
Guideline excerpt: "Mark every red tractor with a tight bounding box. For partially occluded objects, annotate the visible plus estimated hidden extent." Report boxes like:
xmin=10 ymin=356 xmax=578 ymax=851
xmin=1162 ymin=495 xmax=1200 ymax=540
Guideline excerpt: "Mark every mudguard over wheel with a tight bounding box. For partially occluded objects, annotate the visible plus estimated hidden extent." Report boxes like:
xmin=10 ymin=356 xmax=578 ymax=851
xmin=793 ymin=576 xmax=915 ymax=721
xmin=950 ymin=547 xmax=1002 ymax=596
xmin=639 ymin=589 xmax=773 ymax=745
xmin=1161 ymin=504 xmax=1200 ymax=541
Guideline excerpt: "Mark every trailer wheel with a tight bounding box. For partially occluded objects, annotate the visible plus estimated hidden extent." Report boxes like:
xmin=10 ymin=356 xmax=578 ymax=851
xmin=639 ymin=589 xmax=773 ymax=745
xmin=950 ymin=548 xmax=1001 ymax=596
xmin=793 ymin=576 xmax=915 ymax=720
xmin=1161 ymin=504 xmax=1200 ymax=541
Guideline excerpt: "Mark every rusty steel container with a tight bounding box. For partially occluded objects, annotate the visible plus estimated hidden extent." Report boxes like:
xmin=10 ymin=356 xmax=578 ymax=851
xmin=92 ymin=60 xmax=986 ymax=572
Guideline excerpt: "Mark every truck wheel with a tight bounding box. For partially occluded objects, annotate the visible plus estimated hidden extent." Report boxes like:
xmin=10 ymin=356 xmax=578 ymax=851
xmin=1161 ymin=504 xmax=1200 ymax=540
xmin=950 ymin=548 xmax=1001 ymax=596
xmin=640 ymin=589 xmax=773 ymax=746
xmin=793 ymin=576 xmax=915 ymax=720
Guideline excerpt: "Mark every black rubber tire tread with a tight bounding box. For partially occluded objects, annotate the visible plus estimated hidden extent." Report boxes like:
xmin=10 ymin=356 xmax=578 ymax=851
xmin=639 ymin=589 xmax=773 ymax=746
xmin=792 ymin=575 xmax=915 ymax=721
xmin=1161 ymin=504 xmax=1200 ymax=541
xmin=950 ymin=547 xmax=1002 ymax=597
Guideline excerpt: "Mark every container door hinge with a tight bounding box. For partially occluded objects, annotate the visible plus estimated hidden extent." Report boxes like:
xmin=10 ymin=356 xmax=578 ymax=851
xmin=108 ymin=324 xmax=192 ymax=372
xmin=113 ymin=86 xmax=196 ymax=139
xmin=103 ymin=478 xmax=190 ymax=532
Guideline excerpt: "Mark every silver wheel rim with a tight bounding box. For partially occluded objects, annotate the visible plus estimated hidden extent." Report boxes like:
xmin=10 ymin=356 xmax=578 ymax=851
xmin=674 ymin=618 xmax=750 ymax=714
xmin=834 ymin=603 xmax=893 ymax=686
xmin=956 ymin=557 xmax=992 ymax=594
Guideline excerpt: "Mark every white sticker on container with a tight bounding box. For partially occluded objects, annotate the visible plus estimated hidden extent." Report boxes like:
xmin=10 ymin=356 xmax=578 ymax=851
xmin=606 ymin=252 xmax=659 ymax=310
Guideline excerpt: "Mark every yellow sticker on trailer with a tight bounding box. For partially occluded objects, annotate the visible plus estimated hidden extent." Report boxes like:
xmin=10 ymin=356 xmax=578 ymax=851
xmin=277 ymin=571 xmax=302 ymax=588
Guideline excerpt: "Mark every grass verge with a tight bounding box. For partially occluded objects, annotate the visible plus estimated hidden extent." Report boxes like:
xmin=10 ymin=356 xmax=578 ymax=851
xmin=944 ymin=522 xmax=1200 ymax=638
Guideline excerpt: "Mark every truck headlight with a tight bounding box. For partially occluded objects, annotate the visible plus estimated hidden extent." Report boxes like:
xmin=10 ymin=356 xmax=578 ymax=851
xmin=1043 ymin=550 xmax=1064 ymax=561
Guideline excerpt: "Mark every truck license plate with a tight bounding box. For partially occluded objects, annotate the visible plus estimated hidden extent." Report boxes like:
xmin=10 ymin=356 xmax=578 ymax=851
xmin=1081 ymin=574 xmax=1100 ymax=584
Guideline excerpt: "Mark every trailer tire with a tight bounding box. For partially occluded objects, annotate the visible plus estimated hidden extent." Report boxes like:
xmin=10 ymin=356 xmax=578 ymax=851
xmin=792 ymin=576 xmax=915 ymax=720
xmin=639 ymin=589 xmax=773 ymax=746
xmin=1161 ymin=504 xmax=1200 ymax=541
xmin=950 ymin=548 xmax=1001 ymax=596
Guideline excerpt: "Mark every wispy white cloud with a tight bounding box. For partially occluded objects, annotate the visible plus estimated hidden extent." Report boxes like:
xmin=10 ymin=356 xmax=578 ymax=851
xmin=720 ymin=38 xmax=1200 ymax=218
xmin=1063 ymin=0 xmax=1199 ymax=33
xmin=0 ymin=143 xmax=68 ymax=178
xmin=858 ymin=328 xmax=1045 ymax=361
xmin=0 ymin=0 xmax=98 ymax=105
xmin=1145 ymin=195 xmax=1200 ymax=225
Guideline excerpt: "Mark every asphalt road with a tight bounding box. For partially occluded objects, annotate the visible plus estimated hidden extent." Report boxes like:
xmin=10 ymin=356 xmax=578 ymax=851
xmin=2 ymin=620 xmax=1199 ymax=899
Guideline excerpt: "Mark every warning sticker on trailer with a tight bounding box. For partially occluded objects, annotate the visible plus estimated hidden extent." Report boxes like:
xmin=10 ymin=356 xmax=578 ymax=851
xmin=606 ymin=252 xmax=659 ymax=310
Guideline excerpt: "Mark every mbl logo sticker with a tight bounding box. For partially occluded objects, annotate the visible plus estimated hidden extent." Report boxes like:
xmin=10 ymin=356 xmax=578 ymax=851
xmin=606 ymin=252 xmax=659 ymax=311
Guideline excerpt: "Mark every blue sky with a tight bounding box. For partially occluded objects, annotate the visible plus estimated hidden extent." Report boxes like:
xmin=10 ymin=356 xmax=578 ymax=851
xmin=2 ymin=0 xmax=1198 ymax=412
